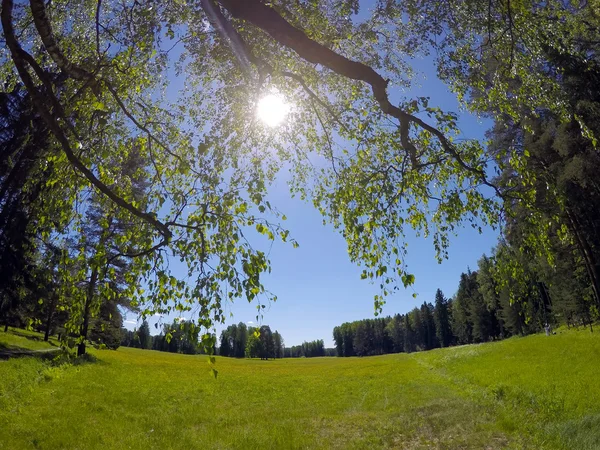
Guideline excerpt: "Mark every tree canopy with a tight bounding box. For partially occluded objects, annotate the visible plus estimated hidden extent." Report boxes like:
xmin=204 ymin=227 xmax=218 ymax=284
xmin=1 ymin=0 xmax=598 ymax=359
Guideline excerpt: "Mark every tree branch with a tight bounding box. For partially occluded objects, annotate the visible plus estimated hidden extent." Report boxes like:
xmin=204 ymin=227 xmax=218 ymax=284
xmin=29 ymin=0 xmax=187 ymax=171
xmin=280 ymin=71 xmax=349 ymax=134
xmin=95 ymin=0 xmax=102 ymax=57
xmin=2 ymin=0 xmax=172 ymax=239
xmin=107 ymin=237 xmax=170 ymax=263
xmin=104 ymin=83 xmax=187 ymax=166
xmin=217 ymin=0 xmax=502 ymax=196
xmin=29 ymin=0 xmax=94 ymax=81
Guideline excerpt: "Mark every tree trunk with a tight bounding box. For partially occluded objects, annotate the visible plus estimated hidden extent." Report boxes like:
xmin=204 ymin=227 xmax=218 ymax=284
xmin=3 ymin=323 xmax=8 ymax=332
xmin=537 ymin=282 xmax=552 ymax=326
xmin=44 ymin=319 xmax=51 ymax=342
xmin=44 ymin=295 xmax=57 ymax=342
xmin=565 ymin=208 xmax=600 ymax=307
xmin=78 ymin=267 xmax=98 ymax=356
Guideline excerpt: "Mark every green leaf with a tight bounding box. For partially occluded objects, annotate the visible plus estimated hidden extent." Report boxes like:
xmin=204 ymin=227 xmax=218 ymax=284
xmin=92 ymin=101 xmax=108 ymax=112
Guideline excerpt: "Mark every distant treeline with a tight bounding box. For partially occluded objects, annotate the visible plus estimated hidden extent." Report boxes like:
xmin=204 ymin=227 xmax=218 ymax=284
xmin=121 ymin=319 xmax=211 ymax=355
xmin=119 ymin=320 xmax=334 ymax=359
xmin=334 ymin=267 xmax=553 ymax=357
xmin=219 ymin=323 xmax=283 ymax=359
xmin=284 ymin=340 xmax=336 ymax=357
xmin=218 ymin=322 xmax=333 ymax=358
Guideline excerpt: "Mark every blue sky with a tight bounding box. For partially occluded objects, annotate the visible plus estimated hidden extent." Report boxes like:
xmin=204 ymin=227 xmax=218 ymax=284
xmin=124 ymin=53 xmax=499 ymax=347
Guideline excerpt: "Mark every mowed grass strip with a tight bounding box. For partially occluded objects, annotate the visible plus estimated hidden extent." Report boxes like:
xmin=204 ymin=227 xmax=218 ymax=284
xmin=1 ymin=328 xmax=599 ymax=449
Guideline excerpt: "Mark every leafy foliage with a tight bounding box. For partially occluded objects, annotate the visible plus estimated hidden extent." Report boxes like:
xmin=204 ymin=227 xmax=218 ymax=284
xmin=0 ymin=0 xmax=598 ymax=356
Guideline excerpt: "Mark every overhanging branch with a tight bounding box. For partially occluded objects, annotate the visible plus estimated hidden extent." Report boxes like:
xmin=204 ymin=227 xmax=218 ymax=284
xmin=2 ymin=0 xmax=172 ymax=239
xmin=216 ymin=0 xmax=502 ymax=196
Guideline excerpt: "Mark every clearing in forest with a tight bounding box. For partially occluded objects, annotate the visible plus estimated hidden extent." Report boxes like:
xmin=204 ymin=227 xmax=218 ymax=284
xmin=1 ymin=328 xmax=599 ymax=449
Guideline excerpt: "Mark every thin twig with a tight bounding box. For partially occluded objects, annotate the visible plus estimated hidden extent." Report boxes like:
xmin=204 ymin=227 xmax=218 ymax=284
xmin=95 ymin=0 xmax=102 ymax=57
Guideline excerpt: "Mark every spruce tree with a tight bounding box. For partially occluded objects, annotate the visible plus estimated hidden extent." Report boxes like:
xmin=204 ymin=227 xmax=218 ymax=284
xmin=434 ymin=289 xmax=453 ymax=347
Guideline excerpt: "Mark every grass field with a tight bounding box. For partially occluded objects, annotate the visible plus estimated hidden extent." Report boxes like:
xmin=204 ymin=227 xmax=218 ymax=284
xmin=1 ymin=328 xmax=599 ymax=449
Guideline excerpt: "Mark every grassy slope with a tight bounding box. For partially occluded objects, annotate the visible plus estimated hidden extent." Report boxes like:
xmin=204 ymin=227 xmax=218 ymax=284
xmin=1 ymin=328 xmax=599 ymax=449
xmin=0 ymin=327 xmax=59 ymax=351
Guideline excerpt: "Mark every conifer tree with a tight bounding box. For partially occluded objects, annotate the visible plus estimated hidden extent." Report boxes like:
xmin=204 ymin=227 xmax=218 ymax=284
xmin=434 ymin=289 xmax=453 ymax=347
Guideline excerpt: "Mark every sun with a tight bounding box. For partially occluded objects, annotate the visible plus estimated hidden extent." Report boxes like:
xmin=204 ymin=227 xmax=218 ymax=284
xmin=256 ymin=93 xmax=290 ymax=127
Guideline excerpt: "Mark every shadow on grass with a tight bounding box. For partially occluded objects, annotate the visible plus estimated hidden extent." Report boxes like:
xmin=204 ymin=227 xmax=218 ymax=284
xmin=0 ymin=349 xmax=102 ymax=374
xmin=1 ymin=330 xmax=105 ymax=367
xmin=53 ymin=350 xmax=107 ymax=367
xmin=8 ymin=329 xmax=59 ymax=347
xmin=0 ymin=345 xmax=62 ymax=360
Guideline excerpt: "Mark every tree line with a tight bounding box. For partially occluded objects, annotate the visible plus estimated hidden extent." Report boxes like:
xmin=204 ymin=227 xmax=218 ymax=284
xmin=334 ymin=262 xmax=554 ymax=357
xmin=285 ymin=340 xmax=336 ymax=358
xmin=219 ymin=322 xmax=281 ymax=359
xmin=121 ymin=319 xmax=212 ymax=355
xmin=0 ymin=108 xmax=156 ymax=355
xmin=478 ymin=35 xmax=600 ymax=334
xmin=218 ymin=322 xmax=332 ymax=359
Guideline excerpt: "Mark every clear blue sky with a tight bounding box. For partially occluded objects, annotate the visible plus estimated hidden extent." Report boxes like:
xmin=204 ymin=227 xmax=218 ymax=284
xmin=124 ymin=18 xmax=499 ymax=348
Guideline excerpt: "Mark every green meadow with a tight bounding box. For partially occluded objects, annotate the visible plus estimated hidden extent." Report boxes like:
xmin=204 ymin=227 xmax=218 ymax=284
xmin=1 ymin=328 xmax=599 ymax=450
